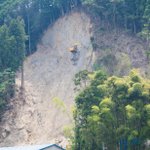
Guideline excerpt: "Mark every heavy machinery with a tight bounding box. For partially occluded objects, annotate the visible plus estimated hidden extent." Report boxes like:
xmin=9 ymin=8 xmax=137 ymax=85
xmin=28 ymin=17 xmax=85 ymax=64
xmin=68 ymin=44 xmax=80 ymax=65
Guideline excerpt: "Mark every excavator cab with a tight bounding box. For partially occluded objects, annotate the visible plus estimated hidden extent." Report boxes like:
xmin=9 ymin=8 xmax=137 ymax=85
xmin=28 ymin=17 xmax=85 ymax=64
xmin=68 ymin=44 xmax=80 ymax=65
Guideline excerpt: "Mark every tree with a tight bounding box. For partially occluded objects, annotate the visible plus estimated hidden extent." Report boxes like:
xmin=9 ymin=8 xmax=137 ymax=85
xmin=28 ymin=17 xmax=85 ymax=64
xmin=73 ymin=69 xmax=150 ymax=150
xmin=141 ymin=0 xmax=150 ymax=61
xmin=0 ymin=18 xmax=26 ymax=116
xmin=9 ymin=18 xmax=26 ymax=89
xmin=9 ymin=18 xmax=26 ymax=69
xmin=0 ymin=17 xmax=26 ymax=71
xmin=0 ymin=69 xmax=15 ymax=117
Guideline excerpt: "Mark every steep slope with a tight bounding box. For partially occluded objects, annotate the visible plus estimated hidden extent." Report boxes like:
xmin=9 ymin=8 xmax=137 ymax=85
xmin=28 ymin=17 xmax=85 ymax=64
xmin=0 ymin=11 xmax=94 ymax=147
xmin=92 ymin=19 xmax=149 ymax=76
xmin=0 ymin=10 xmax=149 ymax=148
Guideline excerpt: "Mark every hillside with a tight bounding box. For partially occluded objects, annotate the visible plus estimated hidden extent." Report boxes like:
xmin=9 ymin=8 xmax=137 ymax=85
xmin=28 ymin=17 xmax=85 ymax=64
xmin=0 ymin=11 xmax=94 ymax=147
xmin=92 ymin=20 xmax=149 ymax=76
xmin=0 ymin=10 xmax=149 ymax=148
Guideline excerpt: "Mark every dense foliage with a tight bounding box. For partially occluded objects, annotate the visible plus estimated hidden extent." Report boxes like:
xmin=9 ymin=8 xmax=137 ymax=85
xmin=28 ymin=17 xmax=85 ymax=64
xmin=82 ymin=0 xmax=146 ymax=33
xmin=0 ymin=17 xmax=26 ymax=114
xmin=0 ymin=18 xmax=26 ymax=71
xmin=0 ymin=69 xmax=15 ymax=116
xmin=73 ymin=70 xmax=150 ymax=150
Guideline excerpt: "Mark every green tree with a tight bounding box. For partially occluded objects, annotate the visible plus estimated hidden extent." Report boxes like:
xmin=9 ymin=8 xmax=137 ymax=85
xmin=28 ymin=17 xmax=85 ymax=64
xmin=9 ymin=17 xmax=26 ymax=69
xmin=0 ymin=69 xmax=15 ymax=117
xmin=0 ymin=18 xmax=26 ymax=115
xmin=0 ymin=18 xmax=26 ymax=71
xmin=73 ymin=70 xmax=150 ymax=150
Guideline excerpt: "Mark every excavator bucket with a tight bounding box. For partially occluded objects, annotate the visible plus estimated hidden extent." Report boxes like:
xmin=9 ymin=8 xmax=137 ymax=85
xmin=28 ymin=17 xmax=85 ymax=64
xmin=69 ymin=44 xmax=78 ymax=52
xmin=68 ymin=44 xmax=78 ymax=52
xmin=69 ymin=47 xmax=76 ymax=52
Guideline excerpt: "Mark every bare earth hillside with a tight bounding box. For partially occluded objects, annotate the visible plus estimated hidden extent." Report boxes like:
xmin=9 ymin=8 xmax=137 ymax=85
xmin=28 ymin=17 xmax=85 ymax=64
xmin=0 ymin=10 xmax=149 ymax=148
xmin=0 ymin=11 xmax=94 ymax=148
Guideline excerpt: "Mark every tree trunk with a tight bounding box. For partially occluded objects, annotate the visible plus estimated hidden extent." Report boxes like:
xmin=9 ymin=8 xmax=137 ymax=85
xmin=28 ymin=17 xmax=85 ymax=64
xmin=133 ymin=20 xmax=136 ymax=34
xmin=124 ymin=16 xmax=128 ymax=31
xmin=21 ymin=62 xmax=24 ymax=90
xmin=113 ymin=4 xmax=116 ymax=33
xmin=27 ymin=13 xmax=31 ymax=54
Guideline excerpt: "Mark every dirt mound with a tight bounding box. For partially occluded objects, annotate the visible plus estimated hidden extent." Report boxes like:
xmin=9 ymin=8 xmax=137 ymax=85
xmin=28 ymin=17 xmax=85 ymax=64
xmin=0 ymin=11 xmax=94 ymax=147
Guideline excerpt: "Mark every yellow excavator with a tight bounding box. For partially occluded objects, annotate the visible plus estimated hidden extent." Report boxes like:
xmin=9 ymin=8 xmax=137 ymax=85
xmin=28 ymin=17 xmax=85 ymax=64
xmin=68 ymin=44 xmax=80 ymax=65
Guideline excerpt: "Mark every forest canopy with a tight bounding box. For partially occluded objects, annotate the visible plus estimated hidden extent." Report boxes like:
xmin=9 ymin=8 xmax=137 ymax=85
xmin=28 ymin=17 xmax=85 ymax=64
xmin=73 ymin=70 xmax=150 ymax=150
xmin=0 ymin=17 xmax=26 ymax=114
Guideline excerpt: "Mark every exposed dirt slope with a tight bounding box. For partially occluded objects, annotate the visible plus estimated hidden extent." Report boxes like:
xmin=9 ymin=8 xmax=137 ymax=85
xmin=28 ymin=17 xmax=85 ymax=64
xmin=0 ymin=10 xmax=149 ymax=149
xmin=0 ymin=11 xmax=94 ymax=147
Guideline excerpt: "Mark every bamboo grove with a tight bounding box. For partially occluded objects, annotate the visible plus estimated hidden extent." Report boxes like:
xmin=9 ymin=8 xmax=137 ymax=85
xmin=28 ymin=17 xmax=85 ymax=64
xmin=73 ymin=70 xmax=150 ymax=150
